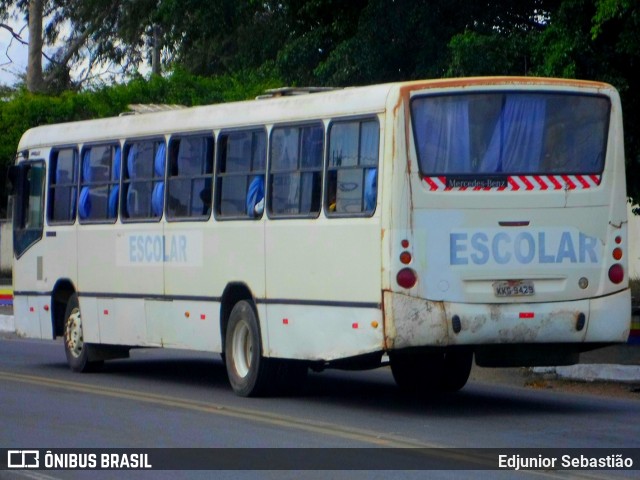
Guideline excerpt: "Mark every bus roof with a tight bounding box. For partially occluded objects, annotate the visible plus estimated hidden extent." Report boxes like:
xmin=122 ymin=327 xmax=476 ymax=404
xmin=17 ymin=76 xmax=615 ymax=151
xmin=17 ymin=82 xmax=393 ymax=151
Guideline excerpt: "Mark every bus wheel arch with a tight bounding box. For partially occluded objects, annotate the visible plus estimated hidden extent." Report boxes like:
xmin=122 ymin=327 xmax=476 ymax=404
xmin=219 ymin=282 xmax=258 ymax=358
xmin=51 ymin=279 xmax=77 ymax=339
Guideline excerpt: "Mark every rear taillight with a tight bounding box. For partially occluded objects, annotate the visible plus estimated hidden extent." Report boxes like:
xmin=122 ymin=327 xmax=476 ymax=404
xmin=397 ymin=239 xmax=416 ymax=288
xmin=608 ymin=264 xmax=624 ymax=284
xmin=397 ymin=268 xmax=417 ymax=289
xmin=608 ymin=236 xmax=625 ymax=284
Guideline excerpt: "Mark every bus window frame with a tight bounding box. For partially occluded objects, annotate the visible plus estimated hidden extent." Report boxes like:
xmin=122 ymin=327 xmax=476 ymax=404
xmin=78 ymin=142 xmax=122 ymax=225
xmin=324 ymin=116 xmax=380 ymax=218
xmin=166 ymin=132 xmax=215 ymax=223
xmin=267 ymin=121 xmax=325 ymax=220
xmin=121 ymin=137 xmax=167 ymax=223
xmin=47 ymin=146 xmax=79 ymax=226
xmin=214 ymin=126 xmax=267 ymax=221
xmin=409 ymin=90 xmax=611 ymax=179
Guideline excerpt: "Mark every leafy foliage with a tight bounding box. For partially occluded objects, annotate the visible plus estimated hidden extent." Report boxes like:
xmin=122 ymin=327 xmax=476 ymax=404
xmin=1 ymin=0 xmax=640 ymax=206
xmin=0 ymin=70 xmax=280 ymax=215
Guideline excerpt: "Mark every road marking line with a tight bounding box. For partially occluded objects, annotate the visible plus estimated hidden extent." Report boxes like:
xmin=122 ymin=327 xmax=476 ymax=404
xmin=0 ymin=370 xmax=618 ymax=478
xmin=0 ymin=370 xmax=438 ymax=448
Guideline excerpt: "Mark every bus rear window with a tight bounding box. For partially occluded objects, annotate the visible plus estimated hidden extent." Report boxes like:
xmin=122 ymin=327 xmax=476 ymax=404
xmin=411 ymin=93 xmax=610 ymax=176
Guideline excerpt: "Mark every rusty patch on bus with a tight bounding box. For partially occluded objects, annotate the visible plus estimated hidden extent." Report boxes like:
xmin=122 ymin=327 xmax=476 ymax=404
xmin=383 ymin=292 xmax=448 ymax=350
xmin=397 ymin=76 xmax=610 ymax=99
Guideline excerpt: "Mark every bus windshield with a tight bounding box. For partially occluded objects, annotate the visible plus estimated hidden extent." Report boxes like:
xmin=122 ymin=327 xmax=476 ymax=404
xmin=411 ymin=93 xmax=610 ymax=176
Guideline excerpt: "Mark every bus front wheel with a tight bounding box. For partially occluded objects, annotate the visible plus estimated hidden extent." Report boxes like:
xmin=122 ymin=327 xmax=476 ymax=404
xmin=63 ymin=294 xmax=103 ymax=373
xmin=225 ymin=300 xmax=275 ymax=397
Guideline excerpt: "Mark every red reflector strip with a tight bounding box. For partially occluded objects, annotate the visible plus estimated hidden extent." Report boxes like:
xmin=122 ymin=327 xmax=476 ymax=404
xmin=519 ymin=312 xmax=535 ymax=319
xmin=423 ymin=175 xmax=601 ymax=191
xmin=200 ymin=314 xmax=206 ymax=320
xmin=282 ymin=318 xmax=289 ymax=325
xmin=352 ymin=323 xmax=359 ymax=329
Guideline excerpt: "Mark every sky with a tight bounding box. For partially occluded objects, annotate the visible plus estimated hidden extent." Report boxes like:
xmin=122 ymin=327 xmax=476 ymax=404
xmin=0 ymin=18 xmax=150 ymax=89
xmin=0 ymin=21 xmax=29 ymax=86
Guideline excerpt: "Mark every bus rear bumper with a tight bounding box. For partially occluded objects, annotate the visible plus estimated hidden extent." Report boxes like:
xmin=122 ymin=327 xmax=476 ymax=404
xmin=383 ymin=289 xmax=631 ymax=350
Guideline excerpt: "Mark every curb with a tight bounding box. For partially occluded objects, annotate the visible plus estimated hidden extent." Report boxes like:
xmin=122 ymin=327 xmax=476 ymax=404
xmin=0 ymin=314 xmax=15 ymax=333
xmin=533 ymin=365 xmax=640 ymax=383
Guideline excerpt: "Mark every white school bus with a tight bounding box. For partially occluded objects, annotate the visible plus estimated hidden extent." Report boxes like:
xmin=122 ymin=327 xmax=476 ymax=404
xmin=9 ymin=77 xmax=631 ymax=397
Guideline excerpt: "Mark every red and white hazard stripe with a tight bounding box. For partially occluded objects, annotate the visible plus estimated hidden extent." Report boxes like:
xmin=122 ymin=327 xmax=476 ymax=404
xmin=423 ymin=175 xmax=601 ymax=191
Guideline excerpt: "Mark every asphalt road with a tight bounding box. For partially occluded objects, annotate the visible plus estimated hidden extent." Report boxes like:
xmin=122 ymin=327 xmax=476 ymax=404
xmin=0 ymin=334 xmax=638 ymax=479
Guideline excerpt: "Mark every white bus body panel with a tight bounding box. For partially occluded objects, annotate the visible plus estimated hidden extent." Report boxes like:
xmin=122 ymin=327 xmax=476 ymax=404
xmin=12 ymin=78 xmax=631 ymax=365
xmin=382 ymin=79 xmax=630 ymax=351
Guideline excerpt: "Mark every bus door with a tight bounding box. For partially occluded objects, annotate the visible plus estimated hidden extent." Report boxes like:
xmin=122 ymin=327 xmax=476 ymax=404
xmin=9 ymin=159 xmax=50 ymax=338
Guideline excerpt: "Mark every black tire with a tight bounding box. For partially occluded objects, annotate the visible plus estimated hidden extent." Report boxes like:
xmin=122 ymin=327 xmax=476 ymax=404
xmin=63 ymin=294 xmax=103 ymax=373
xmin=224 ymin=300 xmax=276 ymax=397
xmin=390 ymin=351 xmax=444 ymax=394
xmin=273 ymin=359 xmax=309 ymax=395
xmin=390 ymin=349 xmax=472 ymax=394
xmin=440 ymin=349 xmax=473 ymax=392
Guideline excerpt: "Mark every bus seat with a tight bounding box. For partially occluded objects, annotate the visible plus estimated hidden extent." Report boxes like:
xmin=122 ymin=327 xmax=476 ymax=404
xmin=79 ymin=187 xmax=91 ymax=219
xmin=113 ymin=146 xmax=121 ymax=179
xmin=155 ymin=143 xmax=166 ymax=177
xmin=108 ymin=147 xmax=121 ymax=218
xmin=246 ymin=175 xmax=265 ymax=216
xmin=108 ymin=186 xmax=119 ymax=218
xmin=153 ymin=143 xmax=166 ymax=217
xmin=78 ymin=150 xmax=92 ymax=220
xmin=152 ymin=182 xmax=164 ymax=217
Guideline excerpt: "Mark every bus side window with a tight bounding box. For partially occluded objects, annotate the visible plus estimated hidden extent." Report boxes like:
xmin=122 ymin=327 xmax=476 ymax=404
xmin=167 ymin=135 xmax=213 ymax=220
xmin=122 ymin=140 xmax=165 ymax=221
xmin=216 ymin=129 xmax=266 ymax=220
xmin=326 ymin=118 xmax=379 ymax=216
xmin=269 ymin=123 xmax=323 ymax=218
xmin=78 ymin=144 xmax=120 ymax=223
xmin=48 ymin=148 xmax=78 ymax=224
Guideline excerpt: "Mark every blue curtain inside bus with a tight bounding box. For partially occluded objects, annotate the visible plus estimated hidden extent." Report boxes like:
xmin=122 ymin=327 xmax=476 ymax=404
xmin=108 ymin=146 xmax=121 ymax=218
xmin=411 ymin=93 xmax=609 ymax=176
xmin=478 ymin=97 xmax=545 ymax=174
xmin=79 ymin=150 xmax=92 ymax=219
xmin=152 ymin=142 xmax=166 ymax=217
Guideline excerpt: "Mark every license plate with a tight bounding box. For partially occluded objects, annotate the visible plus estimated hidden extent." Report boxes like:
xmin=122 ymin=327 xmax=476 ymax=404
xmin=493 ymin=280 xmax=535 ymax=297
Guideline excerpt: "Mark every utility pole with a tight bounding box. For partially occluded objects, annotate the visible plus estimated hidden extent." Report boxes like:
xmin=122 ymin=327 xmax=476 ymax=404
xmin=152 ymin=24 xmax=161 ymax=76
xmin=27 ymin=0 xmax=46 ymax=92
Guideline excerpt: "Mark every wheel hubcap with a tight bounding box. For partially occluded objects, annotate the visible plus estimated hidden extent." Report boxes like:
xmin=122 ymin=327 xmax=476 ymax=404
xmin=231 ymin=320 xmax=252 ymax=378
xmin=65 ymin=308 xmax=84 ymax=359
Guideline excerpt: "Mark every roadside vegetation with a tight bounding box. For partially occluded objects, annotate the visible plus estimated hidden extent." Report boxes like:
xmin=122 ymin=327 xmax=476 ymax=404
xmin=1 ymin=1 xmax=639 ymax=215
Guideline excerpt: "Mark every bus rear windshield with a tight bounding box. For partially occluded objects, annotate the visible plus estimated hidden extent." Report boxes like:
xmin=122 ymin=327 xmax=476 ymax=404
xmin=411 ymin=93 xmax=610 ymax=176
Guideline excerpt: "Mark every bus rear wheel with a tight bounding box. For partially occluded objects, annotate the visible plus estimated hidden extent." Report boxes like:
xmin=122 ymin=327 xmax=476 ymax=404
xmin=440 ymin=349 xmax=473 ymax=392
xmin=390 ymin=351 xmax=443 ymax=394
xmin=63 ymin=294 xmax=103 ymax=373
xmin=225 ymin=300 xmax=276 ymax=397
xmin=390 ymin=349 xmax=472 ymax=394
